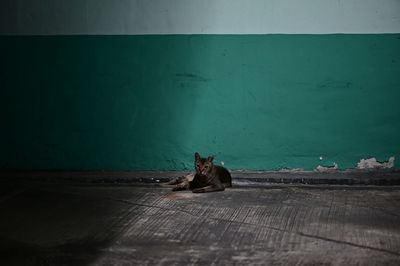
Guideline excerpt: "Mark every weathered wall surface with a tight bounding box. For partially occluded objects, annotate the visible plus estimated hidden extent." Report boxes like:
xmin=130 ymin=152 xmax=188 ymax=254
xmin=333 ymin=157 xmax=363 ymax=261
xmin=1 ymin=0 xmax=400 ymax=34
xmin=1 ymin=1 xmax=399 ymax=170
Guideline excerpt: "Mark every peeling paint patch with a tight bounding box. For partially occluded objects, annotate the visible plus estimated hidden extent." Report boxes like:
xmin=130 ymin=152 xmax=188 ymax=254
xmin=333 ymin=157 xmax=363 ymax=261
xmin=315 ymin=163 xmax=339 ymax=172
xmin=356 ymin=157 xmax=395 ymax=169
xmin=279 ymin=168 xmax=305 ymax=173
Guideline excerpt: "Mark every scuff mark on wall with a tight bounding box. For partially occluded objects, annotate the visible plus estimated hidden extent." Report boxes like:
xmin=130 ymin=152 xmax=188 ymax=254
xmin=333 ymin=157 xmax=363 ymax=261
xmin=174 ymin=73 xmax=209 ymax=82
xmin=315 ymin=163 xmax=339 ymax=172
xmin=356 ymin=157 xmax=395 ymax=169
xmin=318 ymin=80 xmax=352 ymax=89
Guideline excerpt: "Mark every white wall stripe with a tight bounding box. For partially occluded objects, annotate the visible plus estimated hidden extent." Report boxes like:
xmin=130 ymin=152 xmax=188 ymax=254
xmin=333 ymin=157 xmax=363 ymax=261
xmin=1 ymin=0 xmax=400 ymax=35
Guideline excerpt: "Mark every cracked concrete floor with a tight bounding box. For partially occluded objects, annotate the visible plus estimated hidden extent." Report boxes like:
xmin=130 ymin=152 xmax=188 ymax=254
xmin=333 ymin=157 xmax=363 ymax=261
xmin=0 ymin=184 xmax=400 ymax=265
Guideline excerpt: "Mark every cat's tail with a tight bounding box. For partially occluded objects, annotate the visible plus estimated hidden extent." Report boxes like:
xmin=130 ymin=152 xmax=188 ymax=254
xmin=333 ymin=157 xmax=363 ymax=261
xmin=159 ymin=176 xmax=186 ymax=187
xmin=159 ymin=173 xmax=195 ymax=187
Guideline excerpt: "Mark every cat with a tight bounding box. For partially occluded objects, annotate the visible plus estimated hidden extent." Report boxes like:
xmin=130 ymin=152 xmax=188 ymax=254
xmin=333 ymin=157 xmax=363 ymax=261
xmin=163 ymin=152 xmax=232 ymax=193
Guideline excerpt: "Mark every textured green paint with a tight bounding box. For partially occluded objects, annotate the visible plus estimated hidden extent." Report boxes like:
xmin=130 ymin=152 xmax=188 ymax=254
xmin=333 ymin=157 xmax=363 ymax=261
xmin=1 ymin=35 xmax=399 ymax=170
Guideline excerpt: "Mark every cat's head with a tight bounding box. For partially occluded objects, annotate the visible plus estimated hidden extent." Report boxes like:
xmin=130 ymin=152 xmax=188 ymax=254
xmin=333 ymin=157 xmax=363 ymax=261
xmin=195 ymin=152 xmax=214 ymax=176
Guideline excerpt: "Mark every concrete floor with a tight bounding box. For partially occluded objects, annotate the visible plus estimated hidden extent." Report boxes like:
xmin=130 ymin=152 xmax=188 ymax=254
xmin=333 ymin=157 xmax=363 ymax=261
xmin=1 ymin=183 xmax=400 ymax=265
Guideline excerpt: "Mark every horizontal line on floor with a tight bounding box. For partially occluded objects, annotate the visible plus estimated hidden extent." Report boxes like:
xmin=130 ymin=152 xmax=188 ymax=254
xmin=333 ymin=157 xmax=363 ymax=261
xmin=1 ymin=170 xmax=400 ymax=186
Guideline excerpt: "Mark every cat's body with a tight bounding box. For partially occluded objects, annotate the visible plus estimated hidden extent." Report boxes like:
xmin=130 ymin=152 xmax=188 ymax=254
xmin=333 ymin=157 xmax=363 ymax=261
xmin=188 ymin=165 xmax=232 ymax=193
xmin=163 ymin=152 xmax=232 ymax=193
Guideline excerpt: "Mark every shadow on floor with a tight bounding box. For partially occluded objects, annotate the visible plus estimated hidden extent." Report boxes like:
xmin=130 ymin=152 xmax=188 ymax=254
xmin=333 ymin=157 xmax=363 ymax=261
xmin=1 ymin=182 xmax=400 ymax=265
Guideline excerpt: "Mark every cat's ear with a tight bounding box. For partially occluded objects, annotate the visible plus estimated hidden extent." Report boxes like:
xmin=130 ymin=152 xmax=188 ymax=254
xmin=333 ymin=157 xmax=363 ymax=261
xmin=207 ymin=156 xmax=214 ymax=163
xmin=195 ymin=152 xmax=200 ymax=160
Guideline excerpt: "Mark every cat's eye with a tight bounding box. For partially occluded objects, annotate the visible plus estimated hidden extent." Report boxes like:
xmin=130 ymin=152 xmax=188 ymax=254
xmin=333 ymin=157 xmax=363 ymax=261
xmin=196 ymin=165 xmax=200 ymax=167
xmin=205 ymin=166 xmax=208 ymax=168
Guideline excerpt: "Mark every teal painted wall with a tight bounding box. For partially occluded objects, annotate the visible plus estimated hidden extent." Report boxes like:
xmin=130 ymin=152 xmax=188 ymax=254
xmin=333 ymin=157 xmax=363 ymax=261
xmin=1 ymin=35 xmax=400 ymax=170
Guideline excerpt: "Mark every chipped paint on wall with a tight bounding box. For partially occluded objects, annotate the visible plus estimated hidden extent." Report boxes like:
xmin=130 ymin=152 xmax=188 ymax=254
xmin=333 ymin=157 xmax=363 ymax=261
xmin=316 ymin=163 xmax=339 ymax=172
xmin=356 ymin=157 xmax=395 ymax=169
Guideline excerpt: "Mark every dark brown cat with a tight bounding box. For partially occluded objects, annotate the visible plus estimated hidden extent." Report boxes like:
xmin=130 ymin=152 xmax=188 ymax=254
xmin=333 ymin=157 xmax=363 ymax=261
xmin=171 ymin=152 xmax=232 ymax=193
